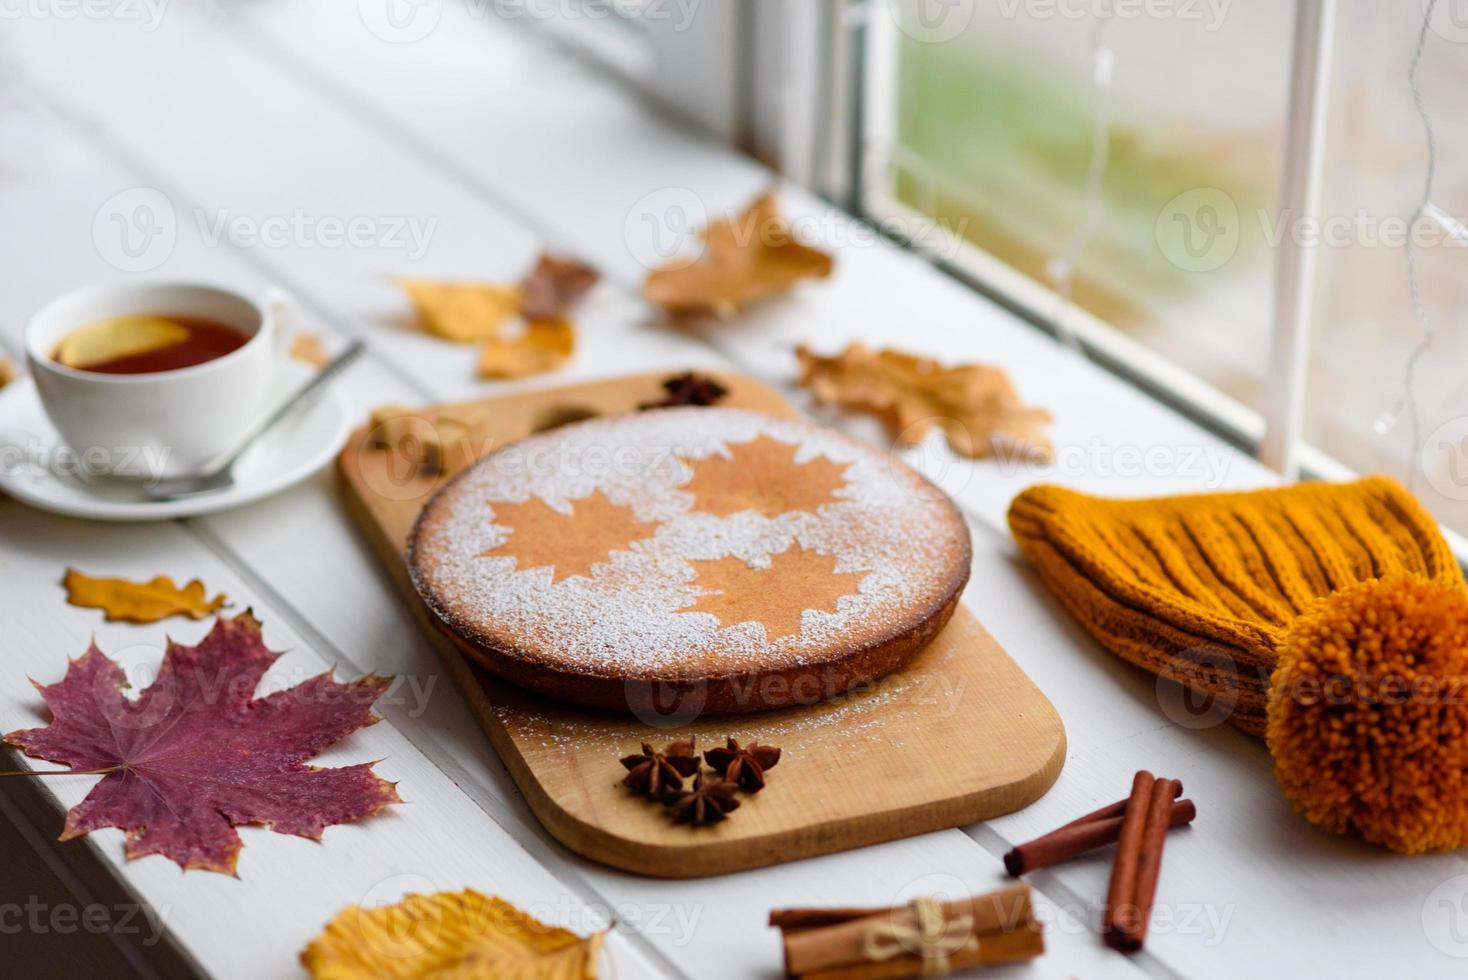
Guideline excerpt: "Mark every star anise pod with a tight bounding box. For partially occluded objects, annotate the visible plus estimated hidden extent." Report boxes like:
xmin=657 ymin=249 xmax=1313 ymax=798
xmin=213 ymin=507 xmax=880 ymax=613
xmin=664 ymin=771 xmax=741 ymax=825
xmin=639 ymin=372 xmax=729 ymax=410
xmin=705 ymin=738 xmax=782 ymax=793
xmin=619 ymin=739 xmax=699 ymax=796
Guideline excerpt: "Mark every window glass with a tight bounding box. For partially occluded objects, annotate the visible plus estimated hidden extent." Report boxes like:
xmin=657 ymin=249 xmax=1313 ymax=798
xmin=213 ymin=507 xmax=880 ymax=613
xmin=881 ymin=4 xmax=1292 ymax=409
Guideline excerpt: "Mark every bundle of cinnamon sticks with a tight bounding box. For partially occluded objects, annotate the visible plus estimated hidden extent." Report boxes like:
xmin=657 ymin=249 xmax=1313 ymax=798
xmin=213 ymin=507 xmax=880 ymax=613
xmin=770 ymin=882 xmax=1043 ymax=979
xmin=1004 ymin=770 xmax=1194 ymax=954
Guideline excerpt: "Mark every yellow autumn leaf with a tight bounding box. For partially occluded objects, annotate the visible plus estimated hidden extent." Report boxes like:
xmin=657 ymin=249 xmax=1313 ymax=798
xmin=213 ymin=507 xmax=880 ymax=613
xmin=290 ymin=331 xmax=331 ymax=367
xmin=399 ymin=280 xmax=522 ymax=343
xmin=63 ymin=569 xmax=229 ymax=624
xmin=301 ymin=890 xmax=603 ymax=980
xmin=477 ymin=318 xmax=574 ymax=379
xmin=0 ymin=355 xmax=18 ymax=389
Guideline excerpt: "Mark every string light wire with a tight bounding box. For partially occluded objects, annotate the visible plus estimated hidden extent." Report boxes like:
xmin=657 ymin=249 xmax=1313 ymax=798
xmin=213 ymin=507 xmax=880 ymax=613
xmin=1378 ymin=0 xmax=1439 ymax=491
xmin=1048 ymin=3 xmax=1114 ymax=352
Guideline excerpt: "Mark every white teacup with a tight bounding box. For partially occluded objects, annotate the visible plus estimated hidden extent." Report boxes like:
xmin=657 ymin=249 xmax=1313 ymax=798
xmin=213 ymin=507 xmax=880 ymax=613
xmin=25 ymin=282 xmax=280 ymax=481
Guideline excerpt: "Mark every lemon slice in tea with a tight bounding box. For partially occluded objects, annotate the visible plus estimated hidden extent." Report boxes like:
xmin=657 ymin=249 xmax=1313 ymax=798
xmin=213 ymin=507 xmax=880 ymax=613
xmin=55 ymin=316 xmax=191 ymax=370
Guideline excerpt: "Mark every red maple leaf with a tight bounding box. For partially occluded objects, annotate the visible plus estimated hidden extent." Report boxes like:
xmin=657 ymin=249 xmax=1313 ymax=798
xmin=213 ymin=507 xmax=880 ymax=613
xmin=5 ymin=612 xmax=400 ymax=875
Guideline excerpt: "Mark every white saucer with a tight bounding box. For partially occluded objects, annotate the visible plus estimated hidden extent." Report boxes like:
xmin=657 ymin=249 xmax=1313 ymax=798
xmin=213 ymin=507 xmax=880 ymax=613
xmin=0 ymin=369 xmax=350 ymax=522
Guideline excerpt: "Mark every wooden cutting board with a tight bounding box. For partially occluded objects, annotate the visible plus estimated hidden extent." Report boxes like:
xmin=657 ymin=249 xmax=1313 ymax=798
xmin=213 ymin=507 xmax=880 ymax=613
xmin=339 ymin=371 xmax=1064 ymax=877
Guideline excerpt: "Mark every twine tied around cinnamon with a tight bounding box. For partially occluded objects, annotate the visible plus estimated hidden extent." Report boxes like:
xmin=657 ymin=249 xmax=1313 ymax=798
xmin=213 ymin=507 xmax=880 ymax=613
xmin=859 ymin=897 xmax=978 ymax=976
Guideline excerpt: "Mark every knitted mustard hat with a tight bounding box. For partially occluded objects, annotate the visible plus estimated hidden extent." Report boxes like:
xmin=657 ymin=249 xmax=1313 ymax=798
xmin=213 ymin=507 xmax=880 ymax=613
xmin=1009 ymin=475 xmax=1468 ymax=853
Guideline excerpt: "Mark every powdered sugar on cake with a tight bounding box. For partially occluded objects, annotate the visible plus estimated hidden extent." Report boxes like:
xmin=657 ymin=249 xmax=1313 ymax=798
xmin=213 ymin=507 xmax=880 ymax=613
xmin=411 ymin=408 xmax=967 ymax=677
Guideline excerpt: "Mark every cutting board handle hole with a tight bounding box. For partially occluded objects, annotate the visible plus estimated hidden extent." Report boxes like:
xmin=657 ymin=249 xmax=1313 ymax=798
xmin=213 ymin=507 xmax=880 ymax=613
xmin=532 ymin=404 xmax=600 ymax=433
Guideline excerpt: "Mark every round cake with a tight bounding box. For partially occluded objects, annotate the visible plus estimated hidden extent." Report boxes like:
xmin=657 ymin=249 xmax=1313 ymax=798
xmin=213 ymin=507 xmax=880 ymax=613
xmin=408 ymin=407 xmax=971 ymax=716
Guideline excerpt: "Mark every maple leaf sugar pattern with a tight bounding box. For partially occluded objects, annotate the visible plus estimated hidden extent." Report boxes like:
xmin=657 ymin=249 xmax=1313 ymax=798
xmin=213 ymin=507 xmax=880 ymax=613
xmin=679 ymin=435 xmax=851 ymax=518
xmin=482 ymin=490 xmax=659 ymax=583
xmin=4 ymin=613 xmax=400 ymax=875
xmin=683 ymin=546 xmax=866 ymax=640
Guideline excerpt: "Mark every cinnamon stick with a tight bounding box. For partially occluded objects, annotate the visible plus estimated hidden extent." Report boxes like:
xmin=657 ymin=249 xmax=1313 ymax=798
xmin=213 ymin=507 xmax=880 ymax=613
xmin=769 ymin=909 xmax=888 ymax=931
xmin=1111 ymin=777 xmax=1182 ymax=952
xmin=1046 ymin=780 xmax=1182 ymax=833
xmin=795 ymin=918 xmax=1043 ymax=980
xmin=1102 ymin=770 xmax=1154 ymax=946
xmin=776 ymin=883 xmax=1040 ymax=979
xmin=1004 ymin=799 xmax=1195 ymax=876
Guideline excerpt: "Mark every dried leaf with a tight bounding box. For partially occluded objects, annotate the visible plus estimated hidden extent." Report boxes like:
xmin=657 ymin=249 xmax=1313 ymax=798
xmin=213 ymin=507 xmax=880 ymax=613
xmin=478 ymin=318 xmax=574 ymax=379
xmin=796 ymin=342 xmax=1053 ymax=462
xmin=519 ymin=253 xmax=599 ymax=321
xmin=643 ymin=191 xmax=833 ymax=318
xmin=301 ymin=889 xmax=604 ymax=980
xmin=0 ymin=355 xmax=18 ymax=389
xmin=398 ymin=253 xmax=594 ymax=379
xmin=4 ymin=612 xmax=400 ymax=874
xmin=63 ymin=568 xmax=228 ymax=624
xmin=290 ymin=332 xmax=331 ymax=367
xmin=399 ymin=280 xmax=521 ymax=343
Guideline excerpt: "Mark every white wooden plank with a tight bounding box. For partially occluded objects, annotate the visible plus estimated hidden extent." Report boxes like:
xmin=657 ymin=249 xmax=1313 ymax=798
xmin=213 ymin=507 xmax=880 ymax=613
xmin=207 ymin=5 xmax=1468 ymax=978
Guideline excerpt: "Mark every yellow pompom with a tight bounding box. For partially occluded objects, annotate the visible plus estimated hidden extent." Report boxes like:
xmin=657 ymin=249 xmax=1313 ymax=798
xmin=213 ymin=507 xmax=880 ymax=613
xmin=1267 ymin=575 xmax=1468 ymax=853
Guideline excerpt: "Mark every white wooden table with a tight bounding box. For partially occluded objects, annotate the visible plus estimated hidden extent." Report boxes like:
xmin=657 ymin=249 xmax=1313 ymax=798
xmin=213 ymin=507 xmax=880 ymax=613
xmin=2 ymin=4 xmax=1466 ymax=977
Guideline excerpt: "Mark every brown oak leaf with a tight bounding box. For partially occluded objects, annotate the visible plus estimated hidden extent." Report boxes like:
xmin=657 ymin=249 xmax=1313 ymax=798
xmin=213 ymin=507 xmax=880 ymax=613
xmin=4 ymin=612 xmax=400 ymax=874
xmin=796 ymin=342 xmax=1053 ymax=462
xmin=683 ymin=546 xmax=865 ymax=641
xmin=643 ymin=191 xmax=833 ymax=318
xmin=63 ymin=568 xmax=228 ymax=624
xmin=680 ymin=435 xmax=850 ymax=518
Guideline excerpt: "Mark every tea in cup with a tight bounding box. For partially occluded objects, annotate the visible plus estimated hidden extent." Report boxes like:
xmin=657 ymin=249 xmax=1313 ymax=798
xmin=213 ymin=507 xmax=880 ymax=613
xmin=25 ymin=282 xmax=281 ymax=481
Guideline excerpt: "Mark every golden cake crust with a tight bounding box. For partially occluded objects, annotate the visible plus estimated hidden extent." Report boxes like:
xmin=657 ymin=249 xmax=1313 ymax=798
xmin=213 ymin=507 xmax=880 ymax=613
xmin=408 ymin=408 xmax=970 ymax=714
